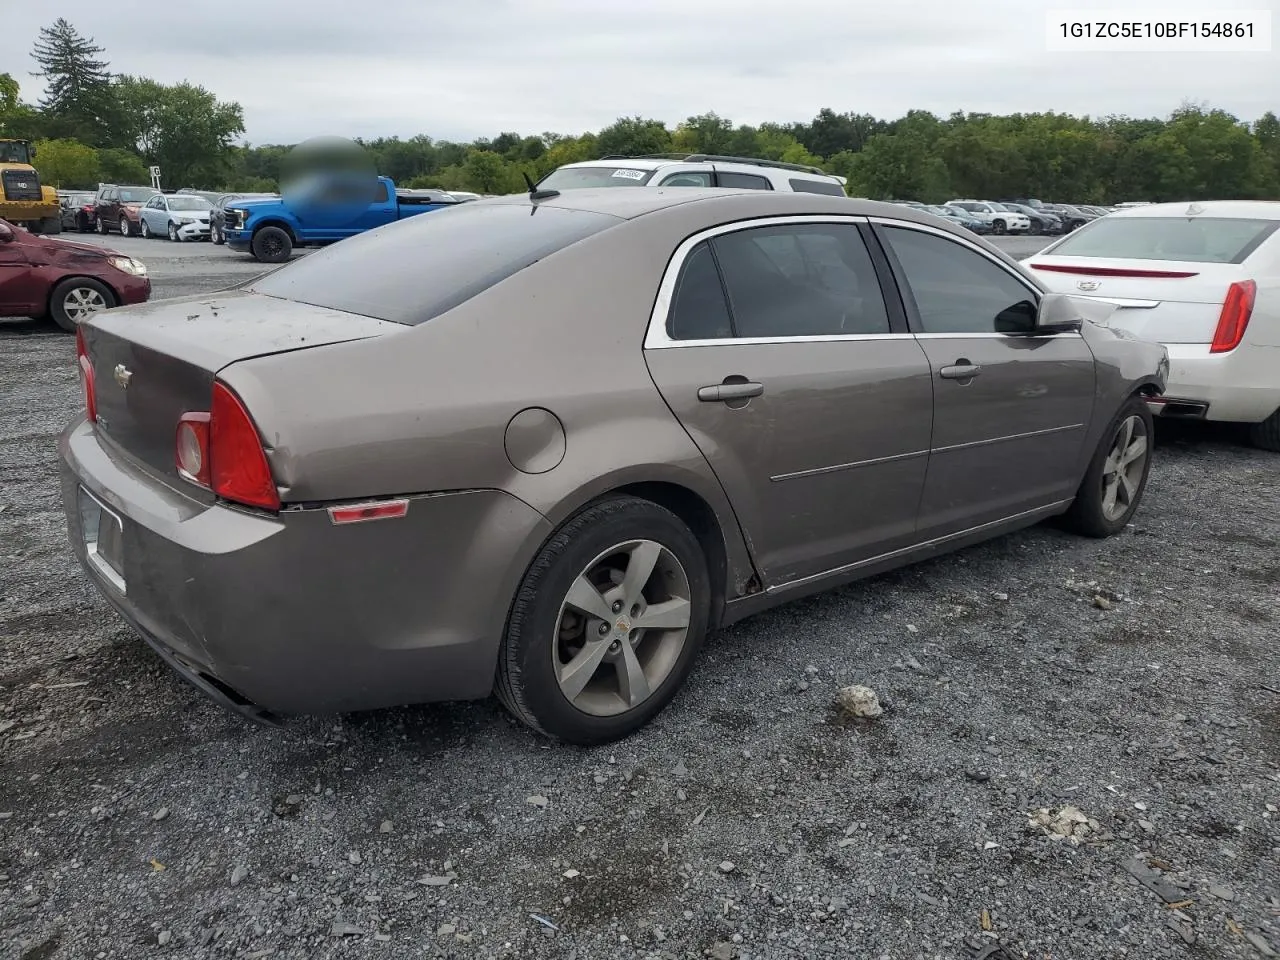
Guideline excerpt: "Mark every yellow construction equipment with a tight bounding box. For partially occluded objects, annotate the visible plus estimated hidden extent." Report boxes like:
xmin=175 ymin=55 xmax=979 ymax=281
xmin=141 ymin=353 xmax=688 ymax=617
xmin=0 ymin=139 xmax=61 ymax=234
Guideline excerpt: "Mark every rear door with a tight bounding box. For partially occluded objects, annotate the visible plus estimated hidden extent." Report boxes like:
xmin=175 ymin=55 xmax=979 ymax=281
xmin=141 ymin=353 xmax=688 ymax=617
xmin=643 ymin=215 xmax=935 ymax=588
xmin=872 ymin=219 xmax=1096 ymax=537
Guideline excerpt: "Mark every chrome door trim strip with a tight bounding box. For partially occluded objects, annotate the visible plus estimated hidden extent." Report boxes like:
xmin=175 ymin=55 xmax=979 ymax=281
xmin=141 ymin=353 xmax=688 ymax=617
xmin=770 ymin=447 xmax=930 ymax=482
xmin=932 ymin=422 xmax=1085 ymax=455
xmin=766 ymin=499 xmax=1073 ymax=595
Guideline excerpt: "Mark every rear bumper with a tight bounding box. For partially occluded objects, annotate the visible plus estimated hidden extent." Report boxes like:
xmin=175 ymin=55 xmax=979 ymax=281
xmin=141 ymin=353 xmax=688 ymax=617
xmin=1151 ymin=342 xmax=1280 ymax=423
xmin=58 ymin=417 xmax=552 ymax=716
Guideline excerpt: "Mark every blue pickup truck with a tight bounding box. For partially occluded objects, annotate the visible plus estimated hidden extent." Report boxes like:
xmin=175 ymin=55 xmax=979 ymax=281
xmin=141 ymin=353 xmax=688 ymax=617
xmin=222 ymin=175 xmax=471 ymax=262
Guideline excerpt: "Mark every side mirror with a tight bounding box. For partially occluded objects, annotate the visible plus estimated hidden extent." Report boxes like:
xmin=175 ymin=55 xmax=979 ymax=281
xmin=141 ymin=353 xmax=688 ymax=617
xmin=1034 ymin=292 xmax=1106 ymax=334
xmin=29 ymin=144 xmax=36 ymax=158
xmin=0 ymin=220 xmax=14 ymax=242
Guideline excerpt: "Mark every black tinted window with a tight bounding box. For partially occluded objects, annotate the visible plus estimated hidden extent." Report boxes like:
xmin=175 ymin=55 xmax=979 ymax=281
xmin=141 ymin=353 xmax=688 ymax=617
xmin=711 ymin=223 xmax=890 ymax=337
xmin=718 ymin=172 xmax=771 ymax=190
xmin=881 ymin=226 xmax=1038 ymax=334
xmin=667 ymin=242 xmax=733 ymax=340
xmin=788 ymin=178 xmax=846 ymax=197
xmin=250 ymin=202 xmax=618 ymax=325
xmin=660 ymin=172 xmax=713 ymax=187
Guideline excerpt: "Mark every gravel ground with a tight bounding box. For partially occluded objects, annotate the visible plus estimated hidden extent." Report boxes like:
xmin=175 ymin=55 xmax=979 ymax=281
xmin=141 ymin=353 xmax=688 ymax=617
xmin=2 ymin=236 xmax=1278 ymax=960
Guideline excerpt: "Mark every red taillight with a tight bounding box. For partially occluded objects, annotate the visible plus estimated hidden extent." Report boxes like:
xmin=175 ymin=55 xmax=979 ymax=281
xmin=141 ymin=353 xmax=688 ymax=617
xmin=174 ymin=381 xmax=280 ymax=511
xmin=1028 ymin=263 xmax=1200 ymax=279
xmin=1210 ymin=280 xmax=1256 ymax=354
xmin=75 ymin=326 xmax=97 ymax=423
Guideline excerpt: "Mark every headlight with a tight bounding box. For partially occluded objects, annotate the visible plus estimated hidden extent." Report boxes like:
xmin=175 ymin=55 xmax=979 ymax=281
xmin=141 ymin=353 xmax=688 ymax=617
xmin=227 ymin=208 xmax=249 ymax=222
xmin=108 ymin=257 xmax=148 ymax=277
xmin=177 ymin=217 xmax=196 ymax=225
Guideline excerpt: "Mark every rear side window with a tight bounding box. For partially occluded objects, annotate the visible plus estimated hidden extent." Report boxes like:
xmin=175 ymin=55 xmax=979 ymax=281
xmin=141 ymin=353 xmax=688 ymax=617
xmin=1047 ymin=216 xmax=1279 ymax=264
xmin=718 ymin=172 xmax=772 ymax=190
xmin=537 ymin=166 xmax=656 ymax=189
xmin=712 ymin=223 xmax=890 ymax=337
xmin=788 ymin=178 xmax=846 ymax=197
xmin=250 ymin=202 xmax=618 ymax=325
xmin=667 ymin=242 xmax=733 ymax=340
xmin=660 ymin=172 xmax=713 ymax=187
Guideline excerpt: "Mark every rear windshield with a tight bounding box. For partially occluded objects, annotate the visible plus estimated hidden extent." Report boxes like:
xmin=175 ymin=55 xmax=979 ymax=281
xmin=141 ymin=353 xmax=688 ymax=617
xmin=1048 ymin=216 xmax=1279 ymax=264
xmin=538 ymin=166 xmax=656 ymax=189
xmin=249 ymin=201 xmax=618 ymax=325
xmin=788 ymin=178 xmax=846 ymax=196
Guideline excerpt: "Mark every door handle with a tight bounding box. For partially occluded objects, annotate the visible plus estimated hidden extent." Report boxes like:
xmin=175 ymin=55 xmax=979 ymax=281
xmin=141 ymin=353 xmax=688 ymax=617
xmin=697 ymin=380 xmax=764 ymax=402
xmin=939 ymin=362 xmax=982 ymax=380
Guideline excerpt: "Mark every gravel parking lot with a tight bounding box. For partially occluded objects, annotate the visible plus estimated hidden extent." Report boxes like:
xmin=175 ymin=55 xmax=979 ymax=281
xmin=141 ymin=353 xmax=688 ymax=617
xmin=2 ymin=234 xmax=1277 ymax=960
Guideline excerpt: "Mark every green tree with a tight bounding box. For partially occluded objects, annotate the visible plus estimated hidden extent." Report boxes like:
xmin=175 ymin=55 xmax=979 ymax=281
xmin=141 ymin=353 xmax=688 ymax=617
xmin=95 ymin=147 xmax=149 ymax=185
xmin=29 ymin=19 xmax=120 ymax=147
xmin=596 ymin=117 xmax=671 ymax=158
xmin=671 ymin=113 xmax=735 ymax=154
xmin=115 ymin=76 xmax=245 ymax=187
xmin=0 ymin=72 xmax=44 ymax=139
xmin=31 ymin=137 xmax=99 ymax=187
xmin=462 ymin=149 xmax=523 ymax=194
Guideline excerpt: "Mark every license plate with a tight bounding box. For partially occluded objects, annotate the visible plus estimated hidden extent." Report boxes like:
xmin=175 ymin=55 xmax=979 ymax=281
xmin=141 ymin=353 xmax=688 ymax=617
xmin=78 ymin=486 xmax=126 ymax=594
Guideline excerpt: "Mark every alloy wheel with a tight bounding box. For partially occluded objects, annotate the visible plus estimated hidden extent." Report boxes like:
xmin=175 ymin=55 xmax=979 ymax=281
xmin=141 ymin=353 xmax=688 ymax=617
xmin=553 ymin=539 xmax=693 ymax=717
xmin=62 ymin=286 xmax=107 ymax=323
xmin=1101 ymin=414 xmax=1149 ymax=522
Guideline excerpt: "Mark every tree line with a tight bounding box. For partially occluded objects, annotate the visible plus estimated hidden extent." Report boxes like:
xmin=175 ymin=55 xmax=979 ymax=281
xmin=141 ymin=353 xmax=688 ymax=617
xmin=2 ymin=18 xmax=1278 ymax=204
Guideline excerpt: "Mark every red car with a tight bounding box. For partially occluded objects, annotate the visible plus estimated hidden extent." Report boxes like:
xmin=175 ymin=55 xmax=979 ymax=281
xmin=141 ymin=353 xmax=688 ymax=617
xmin=0 ymin=218 xmax=151 ymax=332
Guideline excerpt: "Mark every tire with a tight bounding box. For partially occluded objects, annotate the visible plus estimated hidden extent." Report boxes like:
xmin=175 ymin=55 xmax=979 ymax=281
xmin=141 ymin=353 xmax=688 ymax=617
xmin=251 ymin=225 xmax=293 ymax=263
xmin=1248 ymin=408 xmax=1280 ymax=452
xmin=40 ymin=217 xmax=62 ymax=235
xmin=76 ymin=214 xmax=89 ymax=233
xmin=96 ymin=216 xmax=108 ymax=235
xmin=495 ymin=495 xmax=712 ymax=745
xmin=49 ymin=277 xmax=116 ymax=333
xmin=167 ymin=221 xmax=179 ymax=242
xmin=211 ymin=224 xmax=225 ymax=245
xmin=992 ymin=219 xmax=1007 ymax=235
xmin=1029 ymin=220 xmax=1043 ymax=236
xmin=140 ymin=219 xmax=152 ymax=239
xmin=119 ymin=217 xmax=133 ymax=238
xmin=1061 ymin=395 xmax=1155 ymax=538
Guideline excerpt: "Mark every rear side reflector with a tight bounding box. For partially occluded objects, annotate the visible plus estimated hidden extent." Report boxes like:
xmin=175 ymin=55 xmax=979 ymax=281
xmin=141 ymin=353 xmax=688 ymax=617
xmin=1210 ymin=280 xmax=1256 ymax=354
xmin=328 ymin=500 xmax=410 ymax=525
xmin=75 ymin=327 xmax=97 ymax=423
xmin=1028 ymin=263 xmax=1200 ymax=279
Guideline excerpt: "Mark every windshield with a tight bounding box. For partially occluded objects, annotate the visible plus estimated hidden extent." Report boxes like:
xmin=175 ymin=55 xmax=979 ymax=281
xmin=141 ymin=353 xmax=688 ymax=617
xmin=1047 ymin=216 xmax=1280 ymax=264
xmin=118 ymin=188 xmax=158 ymax=203
xmin=537 ymin=166 xmax=656 ymax=190
xmin=250 ymin=201 xmax=619 ymax=325
xmin=0 ymin=142 xmax=32 ymax=163
xmin=167 ymin=196 xmax=212 ymax=211
xmin=953 ymin=202 xmax=982 ymax=213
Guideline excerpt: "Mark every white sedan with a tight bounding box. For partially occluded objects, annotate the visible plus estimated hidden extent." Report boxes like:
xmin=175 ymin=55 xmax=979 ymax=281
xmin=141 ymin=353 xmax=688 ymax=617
xmin=1024 ymin=201 xmax=1280 ymax=450
xmin=138 ymin=194 xmax=214 ymax=242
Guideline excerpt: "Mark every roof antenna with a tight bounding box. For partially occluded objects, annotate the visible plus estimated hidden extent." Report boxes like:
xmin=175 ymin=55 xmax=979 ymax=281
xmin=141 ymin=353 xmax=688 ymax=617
xmin=524 ymin=171 xmax=559 ymax=202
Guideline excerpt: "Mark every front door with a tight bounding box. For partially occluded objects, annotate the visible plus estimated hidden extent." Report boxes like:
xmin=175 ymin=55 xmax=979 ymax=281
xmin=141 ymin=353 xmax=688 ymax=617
xmin=643 ymin=217 xmax=935 ymax=588
xmin=873 ymin=221 xmax=1096 ymax=537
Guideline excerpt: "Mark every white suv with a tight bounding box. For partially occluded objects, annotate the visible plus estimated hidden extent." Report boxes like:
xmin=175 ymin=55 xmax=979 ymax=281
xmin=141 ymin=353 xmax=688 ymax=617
xmin=946 ymin=200 xmax=1031 ymax=235
xmin=537 ymin=154 xmax=848 ymax=196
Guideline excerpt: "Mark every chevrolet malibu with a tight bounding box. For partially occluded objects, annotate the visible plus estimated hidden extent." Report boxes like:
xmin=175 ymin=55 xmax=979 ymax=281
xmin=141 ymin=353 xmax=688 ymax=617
xmin=59 ymin=189 xmax=1168 ymax=745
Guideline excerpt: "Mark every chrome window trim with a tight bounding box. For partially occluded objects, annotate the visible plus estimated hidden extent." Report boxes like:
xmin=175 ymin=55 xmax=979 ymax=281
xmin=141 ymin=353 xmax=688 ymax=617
xmin=868 ymin=216 xmax=1085 ymax=340
xmin=645 ymin=214 xmax=911 ymax=349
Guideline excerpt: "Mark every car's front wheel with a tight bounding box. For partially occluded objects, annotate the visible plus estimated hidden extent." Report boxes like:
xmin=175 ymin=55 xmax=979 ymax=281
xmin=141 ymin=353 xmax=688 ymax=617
xmin=49 ymin=277 xmax=116 ymax=333
xmin=1061 ymin=395 xmax=1154 ymax=537
xmin=119 ymin=218 xmax=133 ymax=238
xmin=496 ymin=496 xmax=711 ymax=745
xmin=96 ymin=217 xmax=108 ymax=235
xmin=140 ymin=219 xmax=152 ymax=239
xmin=991 ymin=219 xmax=1007 ymax=235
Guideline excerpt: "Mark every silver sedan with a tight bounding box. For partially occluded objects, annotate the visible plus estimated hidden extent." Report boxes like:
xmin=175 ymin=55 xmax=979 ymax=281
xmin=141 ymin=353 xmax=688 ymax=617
xmin=138 ymin=194 xmax=213 ymax=242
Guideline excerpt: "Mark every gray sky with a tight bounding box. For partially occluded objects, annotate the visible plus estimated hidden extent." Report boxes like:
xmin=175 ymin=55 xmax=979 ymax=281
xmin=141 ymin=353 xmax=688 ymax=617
xmin=4 ymin=0 xmax=1275 ymax=144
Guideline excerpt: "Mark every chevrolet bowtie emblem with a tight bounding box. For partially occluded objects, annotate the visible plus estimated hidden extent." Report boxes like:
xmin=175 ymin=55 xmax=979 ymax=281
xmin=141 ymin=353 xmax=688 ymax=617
xmin=113 ymin=363 xmax=133 ymax=389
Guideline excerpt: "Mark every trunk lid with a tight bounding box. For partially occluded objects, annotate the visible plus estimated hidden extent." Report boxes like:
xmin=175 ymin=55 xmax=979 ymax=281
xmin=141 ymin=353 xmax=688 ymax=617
xmin=1026 ymin=256 xmax=1244 ymax=343
xmin=82 ymin=289 xmax=402 ymax=483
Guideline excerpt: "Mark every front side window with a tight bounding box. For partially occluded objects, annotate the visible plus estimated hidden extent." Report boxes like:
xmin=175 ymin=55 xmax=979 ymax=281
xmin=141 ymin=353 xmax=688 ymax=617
xmin=711 ymin=222 xmax=890 ymax=338
xmin=660 ymin=172 xmax=713 ymax=187
xmin=880 ymin=226 xmax=1038 ymax=334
